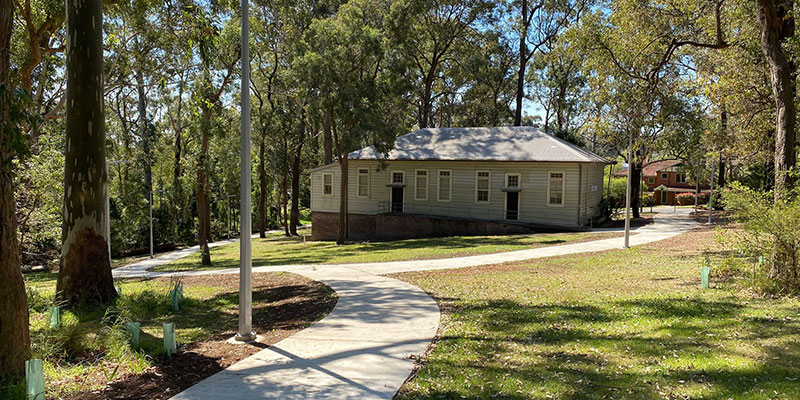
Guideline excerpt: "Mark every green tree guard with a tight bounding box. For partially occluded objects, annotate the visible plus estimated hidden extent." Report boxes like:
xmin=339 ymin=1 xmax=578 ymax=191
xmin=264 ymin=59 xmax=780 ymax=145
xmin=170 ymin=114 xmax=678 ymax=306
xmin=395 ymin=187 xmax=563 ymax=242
xmin=701 ymin=267 xmax=710 ymax=289
xmin=126 ymin=322 xmax=141 ymax=347
xmin=25 ymin=359 xmax=45 ymax=400
xmin=49 ymin=306 xmax=61 ymax=330
xmin=176 ymin=283 xmax=183 ymax=301
xmin=170 ymin=289 xmax=180 ymax=311
xmin=163 ymin=322 xmax=177 ymax=357
xmin=116 ymin=285 xmax=122 ymax=295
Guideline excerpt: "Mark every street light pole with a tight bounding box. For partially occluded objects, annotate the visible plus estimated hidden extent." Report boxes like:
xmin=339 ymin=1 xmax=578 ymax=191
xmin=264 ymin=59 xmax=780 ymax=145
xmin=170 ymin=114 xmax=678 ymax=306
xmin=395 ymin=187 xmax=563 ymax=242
xmin=236 ymin=0 xmax=255 ymax=342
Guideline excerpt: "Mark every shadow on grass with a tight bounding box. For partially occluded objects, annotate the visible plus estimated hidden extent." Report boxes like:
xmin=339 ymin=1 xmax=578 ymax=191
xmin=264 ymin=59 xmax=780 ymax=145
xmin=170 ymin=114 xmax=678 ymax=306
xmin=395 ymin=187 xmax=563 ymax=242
xmin=400 ymin=296 xmax=800 ymax=399
xmin=160 ymin=233 xmax=598 ymax=272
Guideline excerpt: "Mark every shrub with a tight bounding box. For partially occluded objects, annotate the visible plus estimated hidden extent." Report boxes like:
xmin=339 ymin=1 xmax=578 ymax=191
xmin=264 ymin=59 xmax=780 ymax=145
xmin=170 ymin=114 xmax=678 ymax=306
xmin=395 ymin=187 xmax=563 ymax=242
xmin=642 ymin=192 xmax=655 ymax=207
xmin=676 ymin=192 xmax=695 ymax=206
xmin=722 ymin=183 xmax=800 ymax=295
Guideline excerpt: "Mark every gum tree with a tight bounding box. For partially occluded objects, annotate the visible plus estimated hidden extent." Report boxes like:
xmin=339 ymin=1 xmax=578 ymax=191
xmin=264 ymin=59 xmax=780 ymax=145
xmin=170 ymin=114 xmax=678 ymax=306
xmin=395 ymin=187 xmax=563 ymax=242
xmin=0 ymin=0 xmax=31 ymax=378
xmin=57 ymin=0 xmax=117 ymax=304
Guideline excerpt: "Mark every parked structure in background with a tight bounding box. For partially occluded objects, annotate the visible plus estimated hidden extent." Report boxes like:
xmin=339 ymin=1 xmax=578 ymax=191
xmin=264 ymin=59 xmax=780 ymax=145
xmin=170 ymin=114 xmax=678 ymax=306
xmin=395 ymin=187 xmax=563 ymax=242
xmin=310 ymin=127 xmax=612 ymax=241
xmin=614 ymin=160 xmax=711 ymax=205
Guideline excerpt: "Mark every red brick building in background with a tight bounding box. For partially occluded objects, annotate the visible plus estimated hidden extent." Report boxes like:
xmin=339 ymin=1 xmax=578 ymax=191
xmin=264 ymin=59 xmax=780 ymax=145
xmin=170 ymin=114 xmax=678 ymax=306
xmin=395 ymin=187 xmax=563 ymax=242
xmin=614 ymin=160 xmax=710 ymax=205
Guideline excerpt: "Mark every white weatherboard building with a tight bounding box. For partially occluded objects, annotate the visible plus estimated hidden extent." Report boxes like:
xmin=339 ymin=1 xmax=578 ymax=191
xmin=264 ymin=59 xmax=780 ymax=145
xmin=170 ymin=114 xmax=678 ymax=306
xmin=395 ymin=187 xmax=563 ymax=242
xmin=309 ymin=127 xmax=612 ymax=241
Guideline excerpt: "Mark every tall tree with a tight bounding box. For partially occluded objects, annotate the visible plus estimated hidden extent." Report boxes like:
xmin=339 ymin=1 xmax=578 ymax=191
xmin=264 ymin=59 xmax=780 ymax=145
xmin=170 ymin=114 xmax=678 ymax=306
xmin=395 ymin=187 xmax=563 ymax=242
xmin=301 ymin=0 xmax=410 ymax=243
xmin=0 ymin=0 xmax=31 ymax=379
xmin=513 ymin=0 xmax=586 ymax=126
xmin=57 ymin=0 xmax=117 ymax=304
xmin=755 ymin=0 xmax=796 ymax=199
xmin=191 ymin=11 xmax=239 ymax=265
xmin=399 ymin=0 xmax=489 ymax=128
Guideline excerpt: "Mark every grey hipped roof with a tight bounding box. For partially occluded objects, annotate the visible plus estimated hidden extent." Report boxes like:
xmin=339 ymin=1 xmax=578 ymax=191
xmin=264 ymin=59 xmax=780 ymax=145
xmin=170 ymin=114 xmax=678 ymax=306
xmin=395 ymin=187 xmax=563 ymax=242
xmin=348 ymin=127 xmax=612 ymax=163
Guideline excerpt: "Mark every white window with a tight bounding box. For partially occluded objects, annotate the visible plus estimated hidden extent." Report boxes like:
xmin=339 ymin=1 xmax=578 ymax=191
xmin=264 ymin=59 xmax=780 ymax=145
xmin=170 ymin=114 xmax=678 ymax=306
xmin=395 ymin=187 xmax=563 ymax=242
xmin=357 ymin=168 xmax=370 ymax=198
xmin=475 ymin=171 xmax=490 ymax=203
xmin=391 ymin=171 xmax=405 ymax=184
xmin=648 ymin=177 xmax=655 ymax=184
xmin=322 ymin=173 xmax=333 ymax=197
xmin=415 ymin=170 xmax=428 ymax=200
xmin=661 ymin=172 xmax=668 ymax=180
xmin=437 ymin=170 xmax=452 ymax=201
xmin=506 ymin=173 xmax=520 ymax=188
xmin=676 ymin=173 xmax=686 ymax=183
xmin=547 ymin=171 xmax=565 ymax=206
xmin=661 ymin=190 xmax=668 ymax=204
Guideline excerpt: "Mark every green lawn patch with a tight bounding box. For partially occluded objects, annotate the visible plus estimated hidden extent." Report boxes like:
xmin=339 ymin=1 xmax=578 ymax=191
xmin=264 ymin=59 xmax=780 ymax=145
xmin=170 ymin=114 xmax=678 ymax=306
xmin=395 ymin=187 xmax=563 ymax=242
xmin=9 ymin=272 xmax=336 ymax=400
xmin=393 ymin=227 xmax=800 ymax=399
xmin=151 ymin=228 xmax=623 ymax=272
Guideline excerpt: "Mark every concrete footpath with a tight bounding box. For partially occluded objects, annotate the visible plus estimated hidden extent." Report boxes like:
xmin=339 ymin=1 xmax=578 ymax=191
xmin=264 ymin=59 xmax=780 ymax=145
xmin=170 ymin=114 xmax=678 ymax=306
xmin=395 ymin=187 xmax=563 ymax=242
xmin=114 ymin=207 xmax=698 ymax=399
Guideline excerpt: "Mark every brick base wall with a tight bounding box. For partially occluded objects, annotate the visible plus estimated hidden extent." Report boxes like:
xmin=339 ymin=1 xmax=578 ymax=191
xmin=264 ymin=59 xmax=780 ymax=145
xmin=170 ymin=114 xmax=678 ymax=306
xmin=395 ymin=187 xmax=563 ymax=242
xmin=311 ymin=212 xmax=543 ymax=241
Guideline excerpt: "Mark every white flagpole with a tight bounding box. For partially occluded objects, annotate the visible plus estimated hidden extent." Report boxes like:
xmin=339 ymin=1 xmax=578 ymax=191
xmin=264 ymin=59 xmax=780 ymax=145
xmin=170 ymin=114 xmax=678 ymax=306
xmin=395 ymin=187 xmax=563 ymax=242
xmin=236 ymin=0 xmax=255 ymax=342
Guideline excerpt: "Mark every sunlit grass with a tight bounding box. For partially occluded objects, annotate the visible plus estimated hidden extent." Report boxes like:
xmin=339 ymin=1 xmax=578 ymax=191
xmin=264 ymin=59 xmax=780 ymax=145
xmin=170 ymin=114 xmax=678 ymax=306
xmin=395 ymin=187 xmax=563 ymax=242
xmin=152 ymin=228 xmax=622 ymax=272
xmin=394 ymin=228 xmax=800 ymax=399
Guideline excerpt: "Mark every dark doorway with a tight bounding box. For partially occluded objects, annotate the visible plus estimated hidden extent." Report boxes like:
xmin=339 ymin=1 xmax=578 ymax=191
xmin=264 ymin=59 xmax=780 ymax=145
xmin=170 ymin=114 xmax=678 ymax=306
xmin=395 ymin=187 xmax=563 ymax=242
xmin=391 ymin=187 xmax=404 ymax=213
xmin=506 ymin=192 xmax=519 ymax=220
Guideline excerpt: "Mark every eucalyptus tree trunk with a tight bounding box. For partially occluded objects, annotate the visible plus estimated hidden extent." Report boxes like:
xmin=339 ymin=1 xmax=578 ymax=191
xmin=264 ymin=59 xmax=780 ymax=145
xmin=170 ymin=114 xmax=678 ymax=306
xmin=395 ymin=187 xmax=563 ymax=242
xmin=197 ymin=104 xmax=212 ymax=265
xmin=630 ymin=161 xmax=642 ymax=218
xmin=58 ymin=0 xmax=117 ymax=305
xmin=136 ymin=68 xmax=152 ymax=207
xmin=337 ymin=157 xmax=348 ymax=244
xmin=289 ymin=147 xmax=302 ymax=236
xmin=756 ymin=0 xmax=796 ymax=200
xmin=322 ymin=110 xmax=333 ymax=165
xmin=514 ymin=0 xmax=529 ymax=126
xmin=0 ymin=0 xmax=30 ymax=378
xmin=282 ymin=172 xmax=289 ymax=236
xmin=258 ymin=136 xmax=267 ymax=238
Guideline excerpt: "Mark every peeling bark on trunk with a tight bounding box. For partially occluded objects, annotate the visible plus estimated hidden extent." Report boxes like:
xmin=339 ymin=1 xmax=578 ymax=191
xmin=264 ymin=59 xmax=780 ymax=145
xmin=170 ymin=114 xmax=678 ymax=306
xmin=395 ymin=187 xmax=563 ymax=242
xmin=258 ymin=137 xmax=267 ymax=238
xmin=196 ymin=105 xmax=212 ymax=265
xmin=756 ymin=0 xmax=797 ymax=199
xmin=58 ymin=0 xmax=117 ymax=305
xmin=0 ymin=0 xmax=30 ymax=378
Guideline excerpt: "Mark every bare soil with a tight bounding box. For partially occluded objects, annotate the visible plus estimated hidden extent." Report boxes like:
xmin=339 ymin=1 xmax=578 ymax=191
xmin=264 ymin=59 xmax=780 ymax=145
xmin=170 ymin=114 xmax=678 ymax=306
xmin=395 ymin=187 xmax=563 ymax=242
xmin=70 ymin=272 xmax=337 ymax=400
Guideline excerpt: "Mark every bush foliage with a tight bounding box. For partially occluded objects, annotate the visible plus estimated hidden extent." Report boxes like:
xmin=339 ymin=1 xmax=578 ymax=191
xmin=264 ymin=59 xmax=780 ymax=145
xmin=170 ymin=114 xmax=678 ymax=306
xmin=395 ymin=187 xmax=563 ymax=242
xmin=722 ymin=183 xmax=800 ymax=295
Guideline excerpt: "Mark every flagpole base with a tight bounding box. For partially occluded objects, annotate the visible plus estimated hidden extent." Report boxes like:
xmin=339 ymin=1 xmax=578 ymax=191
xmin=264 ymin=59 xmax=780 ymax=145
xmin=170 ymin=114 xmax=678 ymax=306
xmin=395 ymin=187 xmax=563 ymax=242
xmin=232 ymin=331 xmax=258 ymax=343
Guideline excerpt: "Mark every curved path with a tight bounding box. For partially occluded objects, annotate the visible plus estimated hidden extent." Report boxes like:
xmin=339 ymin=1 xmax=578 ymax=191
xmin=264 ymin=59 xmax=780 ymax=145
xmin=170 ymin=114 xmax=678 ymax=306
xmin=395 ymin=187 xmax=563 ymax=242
xmin=114 ymin=207 xmax=698 ymax=399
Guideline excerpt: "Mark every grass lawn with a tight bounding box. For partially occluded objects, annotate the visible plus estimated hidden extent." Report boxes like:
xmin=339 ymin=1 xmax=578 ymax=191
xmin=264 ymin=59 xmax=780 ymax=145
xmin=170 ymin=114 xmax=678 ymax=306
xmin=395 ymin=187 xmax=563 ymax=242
xmin=151 ymin=228 xmax=623 ymax=272
xmin=4 ymin=271 xmax=336 ymax=400
xmin=393 ymin=227 xmax=800 ymax=399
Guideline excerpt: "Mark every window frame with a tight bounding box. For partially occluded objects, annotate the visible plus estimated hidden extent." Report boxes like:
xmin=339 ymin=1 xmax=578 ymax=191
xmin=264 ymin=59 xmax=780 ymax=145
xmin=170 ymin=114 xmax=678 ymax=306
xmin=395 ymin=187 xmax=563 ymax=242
xmin=414 ymin=169 xmax=429 ymax=201
xmin=356 ymin=168 xmax=370 ymax=198
xmin=547 ymin=171 xmax=566 ymax=207
xmin=661 ymin=190 xmax=668 ymax=204
xmin=675 ymin=173 xmax=686 ymax=183
xmin=390 ymin=170 xmax=405 ymax=185
xmin=322 ymin=172 xmax=334 ymax=197
xmin=475 ymin=170 xmax=491 ymax=204
xmin=504 ymin=172 xmax=521 ymax=189
xmin=437 ymin=169 xmax=453 ymax=202
xmin=661 ymin=172 xmax=669 ymax=180
xmin=648 ymin=177 xmax=655 ymax=184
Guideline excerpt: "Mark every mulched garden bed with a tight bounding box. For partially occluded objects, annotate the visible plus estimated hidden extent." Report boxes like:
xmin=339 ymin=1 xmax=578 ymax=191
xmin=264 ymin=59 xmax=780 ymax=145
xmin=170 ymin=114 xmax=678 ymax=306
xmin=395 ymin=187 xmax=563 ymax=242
xmin=69 ymin=273 xmax=337 ymax=400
